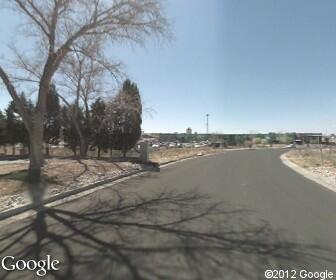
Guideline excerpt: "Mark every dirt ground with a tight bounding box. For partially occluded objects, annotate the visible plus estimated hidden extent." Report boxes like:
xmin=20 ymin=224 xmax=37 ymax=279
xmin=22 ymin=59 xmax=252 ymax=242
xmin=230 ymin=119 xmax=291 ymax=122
xmin=286 ymin=148 xmax=336 ymax=167
xmin=286 ymin=147 xmax=336 ymax=179
xmin=0 ymin=147 xmax=224 ymax=197
xmin=0 ymin=159 xmax=140 ymax=197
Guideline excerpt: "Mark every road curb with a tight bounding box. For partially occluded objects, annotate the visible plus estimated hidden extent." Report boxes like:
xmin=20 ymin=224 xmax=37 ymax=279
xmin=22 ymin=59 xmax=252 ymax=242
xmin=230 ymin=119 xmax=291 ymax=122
xmin=160 ymin=153 xmax=216 ymax=167
xmin=280 ymin=153 xmax=336 ymax=193
xmin=0 ymin=151 xmax=223 ymax=222
xmin=159 ymin=147 xmax=258 ymax=168
xmin=0 ymin=148 xmax=264 ymax=222
xmin=0 ymin=166 xmax=158 ymax=222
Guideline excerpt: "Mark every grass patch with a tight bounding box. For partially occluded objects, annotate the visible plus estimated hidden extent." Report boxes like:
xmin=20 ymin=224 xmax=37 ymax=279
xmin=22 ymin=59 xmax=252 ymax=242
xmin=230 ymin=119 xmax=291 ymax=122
xmin=0 ymin=170 xmax=59 ymax=184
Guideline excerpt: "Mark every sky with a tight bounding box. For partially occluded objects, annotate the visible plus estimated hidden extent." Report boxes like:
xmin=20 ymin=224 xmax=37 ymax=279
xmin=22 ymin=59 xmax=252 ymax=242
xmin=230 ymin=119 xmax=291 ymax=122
xmin=1 ymin=0 xmax=336 ymax=134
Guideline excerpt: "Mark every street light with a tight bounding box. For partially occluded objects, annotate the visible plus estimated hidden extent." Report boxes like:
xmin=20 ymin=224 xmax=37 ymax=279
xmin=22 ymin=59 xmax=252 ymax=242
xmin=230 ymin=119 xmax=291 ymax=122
xmin=206 ymin=114 xmax=209 ymax=135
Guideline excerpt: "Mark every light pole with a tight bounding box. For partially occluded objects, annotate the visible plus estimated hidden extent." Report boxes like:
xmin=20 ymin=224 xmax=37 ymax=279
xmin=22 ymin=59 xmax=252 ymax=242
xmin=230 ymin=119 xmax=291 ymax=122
xmin=206 ymin=114 xmax=209 ymax=135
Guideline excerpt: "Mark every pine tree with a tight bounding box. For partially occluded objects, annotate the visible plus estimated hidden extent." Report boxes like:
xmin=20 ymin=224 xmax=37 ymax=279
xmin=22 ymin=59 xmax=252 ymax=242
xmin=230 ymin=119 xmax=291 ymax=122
xmin=18 ymin=93 xmax=33 ymax=150
xmin=90 ymin=98 xmax=109 ymax=159
xmin=61 ymin=105 xmax=83 ymax=157
xmin=0 ymin=110 xmax=6 ymax=148
xmin=110 ymin=79 xmax=142 ymax=158
xmin=44 ymin=84 xmax=61 ymax=156
xmin=5 ymin=101 xmax=21 ymax=155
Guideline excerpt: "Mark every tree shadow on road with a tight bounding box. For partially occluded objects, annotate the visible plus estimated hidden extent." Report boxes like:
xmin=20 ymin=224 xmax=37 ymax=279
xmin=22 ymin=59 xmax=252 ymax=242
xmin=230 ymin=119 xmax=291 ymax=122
xmin=0 ymin=187 xmax=334 ymax=280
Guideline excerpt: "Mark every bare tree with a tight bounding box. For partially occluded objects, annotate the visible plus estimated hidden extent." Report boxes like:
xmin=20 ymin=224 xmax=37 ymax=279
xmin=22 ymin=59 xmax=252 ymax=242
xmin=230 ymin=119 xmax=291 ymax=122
xmin=57 ymin=38 xmax=123 ymax=158
xmin=0 ymin=0 xmax=169 ymax=182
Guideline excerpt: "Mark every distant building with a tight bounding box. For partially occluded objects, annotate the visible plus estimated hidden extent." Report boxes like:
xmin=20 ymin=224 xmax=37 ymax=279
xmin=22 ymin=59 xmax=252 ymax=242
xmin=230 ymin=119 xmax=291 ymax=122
xmin=295 ymin=133 xmax=322 ymax=145
xmin=186 ymin=127 xmax=192 ymax=134
xmin=329 ymin=134 xmax=336 ymax=144
xmin=140 ymin=134 xmax=159 ymax=144
xmin=322 ymin=134 xmax=336 ymax=145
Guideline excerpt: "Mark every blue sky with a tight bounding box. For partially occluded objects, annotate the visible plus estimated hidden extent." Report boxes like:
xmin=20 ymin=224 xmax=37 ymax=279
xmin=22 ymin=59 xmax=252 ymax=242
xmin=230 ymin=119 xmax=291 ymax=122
xmin=1 ymin=0 xmax=336 ymax=134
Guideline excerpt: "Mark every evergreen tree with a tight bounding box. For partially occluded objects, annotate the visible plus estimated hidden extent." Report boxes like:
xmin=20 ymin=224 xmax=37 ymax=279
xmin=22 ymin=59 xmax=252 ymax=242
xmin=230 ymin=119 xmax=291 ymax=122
xmin=268 ymin=133 xmax=277 ymax=147
xmin=0 ymin=110 xmax=6 ymax=147
xmin=90 ymin=98 xmax=109 ymax=159
xmin=61 ymin=106 xmax=82 ymax=157
xmin=44 ymin=84 xmax=61 ymax=156
xmin=110 ymin=79 xmax=142 ymax=157
xmin=5 ymin=101 xmax=22 ymax=154
xmin=18 ymin=93 xmax=33 ymax=150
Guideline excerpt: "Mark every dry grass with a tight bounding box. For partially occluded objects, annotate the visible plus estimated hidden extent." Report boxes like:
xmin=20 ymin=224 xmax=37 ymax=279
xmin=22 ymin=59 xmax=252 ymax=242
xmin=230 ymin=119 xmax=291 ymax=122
xmin=286 ymin=147 xmax=336 ymax=183
xmin=0 ymin=147 xmax=224 ymax=197
xmin=0 ymin=159 xmax=138 ymax=197
xmin=0 ymin=162 xmax=29 ymax=196
xmin=286 ymin=148 xmax=336 ymax=168
xmin=0 ymin=163 xmax=28 ymax=176
xmin=149 ymin=147 xmax=223 ymax=164
xmin=44 ymin=158 xmax=126 ymax=184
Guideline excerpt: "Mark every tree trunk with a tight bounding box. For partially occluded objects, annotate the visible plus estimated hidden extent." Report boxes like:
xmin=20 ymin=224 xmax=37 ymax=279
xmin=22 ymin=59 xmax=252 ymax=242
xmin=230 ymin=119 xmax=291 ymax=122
xmin=28 ymin=117 xmax=44 ymax=183
xmin=12 ymin=145 xmax=15 ymax=155
xmin=28 ymin=135 xmax=43 ymax=182
xmin=45 ymin=145 xmax=50 ymax=157
xmin=72 ymin=117 xmax=88 ymax=158
xmin=97 ymin=147 xmax=101 ymax=159
xmin=79 ymin=139 xmax=88 ymax=158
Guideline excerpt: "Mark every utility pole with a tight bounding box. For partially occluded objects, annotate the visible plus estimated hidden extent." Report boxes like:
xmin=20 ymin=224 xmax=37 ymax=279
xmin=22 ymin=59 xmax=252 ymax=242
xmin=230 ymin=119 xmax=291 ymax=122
xmin=206 ymin=114 xmax=209 ymax=134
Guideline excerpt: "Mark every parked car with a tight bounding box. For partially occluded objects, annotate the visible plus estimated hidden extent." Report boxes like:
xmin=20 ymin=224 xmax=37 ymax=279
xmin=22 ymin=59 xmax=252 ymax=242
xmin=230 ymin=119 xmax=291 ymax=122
xmin=168 ymin=142 xmax=177 ymax=148
xmin=183 ymin=143 xmax=192 ymax=148
xmin=151 ymin=143 xmax=160 ymax=149
xmin=285 ymin=143 xmax=295 ymax=148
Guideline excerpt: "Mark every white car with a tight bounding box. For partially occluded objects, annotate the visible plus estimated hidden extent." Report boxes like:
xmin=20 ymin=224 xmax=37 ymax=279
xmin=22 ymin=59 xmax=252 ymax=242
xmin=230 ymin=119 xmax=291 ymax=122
xmin=285 ymin=144 xmax=295 ymax=148
xmin=168 ymin=143 xmax=176 ymax=148
xmin=151 ymin=143 xmax=160 ymax=148
xmin=183 ymin=143 xmax=192 ymax=148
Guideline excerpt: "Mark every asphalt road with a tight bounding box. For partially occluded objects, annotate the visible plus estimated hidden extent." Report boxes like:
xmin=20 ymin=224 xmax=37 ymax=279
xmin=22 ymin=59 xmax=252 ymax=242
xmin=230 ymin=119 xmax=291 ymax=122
xmin=0 ymin=149 xmax=335 ymax=279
